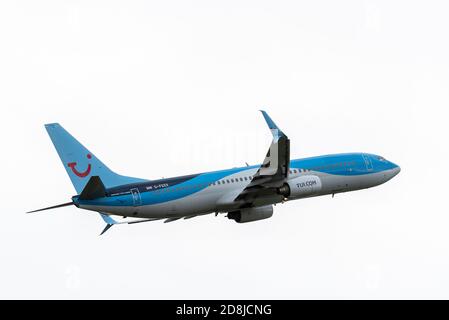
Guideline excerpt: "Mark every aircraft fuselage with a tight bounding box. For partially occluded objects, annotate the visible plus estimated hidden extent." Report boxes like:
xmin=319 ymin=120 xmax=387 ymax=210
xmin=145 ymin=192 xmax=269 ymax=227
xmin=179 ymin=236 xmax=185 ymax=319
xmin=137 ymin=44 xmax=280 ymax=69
xmin=75 ymin=153 xmax=400 ymax=219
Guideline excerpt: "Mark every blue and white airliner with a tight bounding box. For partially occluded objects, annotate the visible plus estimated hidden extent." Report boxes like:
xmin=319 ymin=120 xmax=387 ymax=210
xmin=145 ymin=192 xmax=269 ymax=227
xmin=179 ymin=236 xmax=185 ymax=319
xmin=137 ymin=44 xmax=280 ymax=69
xmin=29 ymin=111 xmax=400 ymax=235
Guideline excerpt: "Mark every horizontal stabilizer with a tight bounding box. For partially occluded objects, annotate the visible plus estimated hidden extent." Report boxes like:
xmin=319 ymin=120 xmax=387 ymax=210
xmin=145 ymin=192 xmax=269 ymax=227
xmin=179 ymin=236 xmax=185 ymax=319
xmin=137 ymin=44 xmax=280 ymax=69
xmin=99 ymin=213 xmax=117 ymax=236
xmin=100 ymin=213 xmax=118 ymax=225
xmin=100 ymin=223 xmax=114 ymax=236
xmin=79 ymin=176 xmax=106 ymax=200
xmin=27 ymin=202 xmax=74 ymax=214
xmin=98 ymin=213 xmax=163 ymax=235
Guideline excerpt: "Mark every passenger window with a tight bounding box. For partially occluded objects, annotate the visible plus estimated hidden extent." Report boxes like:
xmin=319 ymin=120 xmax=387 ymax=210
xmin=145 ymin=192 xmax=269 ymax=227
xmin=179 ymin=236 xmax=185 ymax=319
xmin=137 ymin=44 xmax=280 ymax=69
xmin=226 ymin=180 xmax=230 ymax=184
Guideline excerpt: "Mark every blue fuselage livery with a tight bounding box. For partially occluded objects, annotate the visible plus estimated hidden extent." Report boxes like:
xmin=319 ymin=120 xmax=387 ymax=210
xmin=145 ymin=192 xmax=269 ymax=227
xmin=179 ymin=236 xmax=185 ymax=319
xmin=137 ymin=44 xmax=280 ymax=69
xmin=29 ymin=111 xmax=400 ymax=235
xmin=75 ymin=153 xmax=399 ymax=215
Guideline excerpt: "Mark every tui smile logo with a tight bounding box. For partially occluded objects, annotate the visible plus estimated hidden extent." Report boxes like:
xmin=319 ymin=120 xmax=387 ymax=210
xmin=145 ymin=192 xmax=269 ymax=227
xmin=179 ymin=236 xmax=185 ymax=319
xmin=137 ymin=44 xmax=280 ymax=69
xmin=68 ymin=154 xmax=92 ymax=178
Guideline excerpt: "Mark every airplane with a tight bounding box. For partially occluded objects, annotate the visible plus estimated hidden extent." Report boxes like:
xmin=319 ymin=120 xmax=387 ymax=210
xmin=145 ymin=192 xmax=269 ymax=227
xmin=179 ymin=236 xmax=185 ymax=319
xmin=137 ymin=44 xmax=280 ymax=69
xmin=28 ymin=111 xmax=400 ymax=235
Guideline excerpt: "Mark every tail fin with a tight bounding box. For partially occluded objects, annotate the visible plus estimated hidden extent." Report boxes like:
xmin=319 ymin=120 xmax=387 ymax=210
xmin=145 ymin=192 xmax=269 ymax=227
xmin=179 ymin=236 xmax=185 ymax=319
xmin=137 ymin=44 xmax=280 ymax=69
xmin=45 ymin=123 xmax=147 ymax=194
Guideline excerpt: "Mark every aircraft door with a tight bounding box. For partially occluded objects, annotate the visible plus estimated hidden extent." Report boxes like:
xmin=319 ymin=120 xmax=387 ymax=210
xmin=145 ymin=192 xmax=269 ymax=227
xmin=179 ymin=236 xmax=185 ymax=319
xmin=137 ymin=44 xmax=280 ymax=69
xmin=130 ymin=188 xmax=142 ymax=206
xmin=362 ymin=154 xmax=373 ymax=171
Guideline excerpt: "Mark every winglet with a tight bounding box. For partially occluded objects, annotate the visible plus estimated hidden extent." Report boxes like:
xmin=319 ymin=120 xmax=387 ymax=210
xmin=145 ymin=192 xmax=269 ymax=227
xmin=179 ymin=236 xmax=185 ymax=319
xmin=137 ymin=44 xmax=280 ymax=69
xmin=99 ymin=213 xmax=118 ymax=236
xmin=260 ymin=110 xmax=285 ymax=138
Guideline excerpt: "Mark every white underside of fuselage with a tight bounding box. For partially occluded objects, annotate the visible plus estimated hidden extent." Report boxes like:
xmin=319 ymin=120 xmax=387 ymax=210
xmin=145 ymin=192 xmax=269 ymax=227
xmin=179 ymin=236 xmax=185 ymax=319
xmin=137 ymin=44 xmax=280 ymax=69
xmin=79 ymin=168 xmax=398 ymax=219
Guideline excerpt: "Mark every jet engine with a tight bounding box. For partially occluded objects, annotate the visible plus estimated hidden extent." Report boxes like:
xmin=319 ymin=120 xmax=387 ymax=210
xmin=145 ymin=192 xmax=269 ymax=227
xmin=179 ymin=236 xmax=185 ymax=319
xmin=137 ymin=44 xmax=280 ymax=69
xmin=278 ymin=175 xmax=322 ymax=199
xmin=227 ymin=205 xmax=273 ymax=223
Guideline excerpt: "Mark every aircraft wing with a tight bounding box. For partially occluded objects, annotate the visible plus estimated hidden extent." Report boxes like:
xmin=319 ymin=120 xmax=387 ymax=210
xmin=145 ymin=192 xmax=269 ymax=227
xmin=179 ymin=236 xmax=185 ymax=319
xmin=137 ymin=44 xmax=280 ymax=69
xmin=98 ymin=213 xmax=200 ymax=235
xmin=233 ymin=110 xmax=290 ymax=206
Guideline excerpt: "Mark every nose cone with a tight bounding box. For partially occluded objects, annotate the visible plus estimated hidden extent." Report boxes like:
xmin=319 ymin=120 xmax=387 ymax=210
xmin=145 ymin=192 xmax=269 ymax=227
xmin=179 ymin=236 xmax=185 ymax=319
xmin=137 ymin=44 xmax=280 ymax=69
xmin=385 ymin=163 xmax=401 ymax=181
xmin=392 ymin=165 xmax=401 ymax=177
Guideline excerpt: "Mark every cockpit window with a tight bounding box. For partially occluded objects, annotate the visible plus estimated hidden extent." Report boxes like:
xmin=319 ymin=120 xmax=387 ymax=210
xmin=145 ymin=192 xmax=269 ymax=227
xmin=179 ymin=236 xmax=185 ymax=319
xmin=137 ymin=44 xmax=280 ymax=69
xmin=378 ymin=156 xmax=387 ymax=162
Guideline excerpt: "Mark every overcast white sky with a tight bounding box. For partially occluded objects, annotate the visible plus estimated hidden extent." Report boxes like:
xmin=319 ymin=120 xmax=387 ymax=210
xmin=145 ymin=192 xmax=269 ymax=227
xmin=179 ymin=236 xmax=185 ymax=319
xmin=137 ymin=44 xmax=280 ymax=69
xmin=1 ymin=0 xmax=449 ymax=299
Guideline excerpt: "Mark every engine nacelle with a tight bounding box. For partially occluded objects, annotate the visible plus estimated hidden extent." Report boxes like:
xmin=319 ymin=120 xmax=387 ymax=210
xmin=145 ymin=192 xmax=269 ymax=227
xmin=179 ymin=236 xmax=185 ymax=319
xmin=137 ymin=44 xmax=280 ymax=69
xmin=227 ymin=205 xmax=273 ymax=223
xmin=278 ymin=175 xmax=322 ymax=199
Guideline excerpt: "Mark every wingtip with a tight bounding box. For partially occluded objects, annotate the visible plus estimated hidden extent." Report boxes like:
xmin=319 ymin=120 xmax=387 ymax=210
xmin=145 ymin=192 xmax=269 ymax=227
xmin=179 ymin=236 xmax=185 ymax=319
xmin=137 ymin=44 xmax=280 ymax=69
xmin=260 ymin=110 xmax=278 ymax=129
xmin=44 ymin=123 xmax=61 ymax=129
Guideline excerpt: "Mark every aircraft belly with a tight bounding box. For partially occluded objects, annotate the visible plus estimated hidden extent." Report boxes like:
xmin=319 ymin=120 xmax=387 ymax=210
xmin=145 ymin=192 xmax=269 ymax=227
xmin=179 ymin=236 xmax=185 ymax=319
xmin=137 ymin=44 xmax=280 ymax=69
xmin=82 ymin=188 xmax=221 ymax=218
xmin=140 ymin=192 xmax=218 ymax=218
xmin=80 ymin=171 xmax=393 ymax=218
